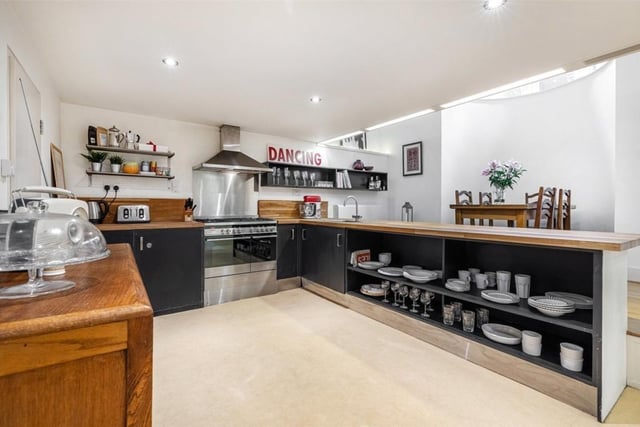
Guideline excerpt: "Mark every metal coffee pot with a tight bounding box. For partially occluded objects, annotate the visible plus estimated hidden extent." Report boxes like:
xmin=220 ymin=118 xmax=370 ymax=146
xmin=108 ymin=125 xmax=125 ymax=148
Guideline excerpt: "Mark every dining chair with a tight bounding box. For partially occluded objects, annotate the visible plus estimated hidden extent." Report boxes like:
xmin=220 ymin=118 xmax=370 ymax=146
xmin=529 ymin=186 xmax=557 ymax=229
xmin=454 ymin=190 xmax=475 ymax=225
xmin=478 ymin=192 xmax=493 ymax=226
xmin=556 ymin=189 xmax=571 ymax=230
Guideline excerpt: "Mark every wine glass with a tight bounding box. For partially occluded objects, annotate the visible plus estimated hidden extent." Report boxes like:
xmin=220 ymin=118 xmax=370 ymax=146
xmin=420 ymin=291 xmax=435 ymax=317
xmin=390 ymin=282 xmax=400 ymax=306
xmin=399 ymin=285 xmax=409 ymax=309
xmin=409 ymin=287 xmax=421 ymax=313
xmin=381 ymin=280 xmax=391 ymax=303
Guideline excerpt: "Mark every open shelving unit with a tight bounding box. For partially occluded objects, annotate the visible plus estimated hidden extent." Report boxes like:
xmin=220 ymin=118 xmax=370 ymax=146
xmin=84 ymin=144 xmax=175 ymax=184
xmin=260 ymin=161 xmax=388 ymax=191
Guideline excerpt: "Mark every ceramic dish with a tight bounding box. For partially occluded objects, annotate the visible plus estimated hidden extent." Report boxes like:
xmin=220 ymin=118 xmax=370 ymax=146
xmin=377 ymin=267 xmax=404 ymax=277
xmin=528 ymin=296 xmax=575 ymax=308
xmin=445 ymin=279 xmax=470 ymax=292
xmin=358 ymin=261 xmax=386 ymax=270
xmin=480 ymin=290 xmax=520 ymax=304
xmin=481 ymin=323 xmax=522 ymax=345
xmin=402 ymin=265 xmax=422 ymax=271
xmin=545 ymin=291 xmax=593 ymax=309
xmin=360 ymin=284 xmax=385 ymax=297
xmin=402 ymin=270 xmax=438 ymax=283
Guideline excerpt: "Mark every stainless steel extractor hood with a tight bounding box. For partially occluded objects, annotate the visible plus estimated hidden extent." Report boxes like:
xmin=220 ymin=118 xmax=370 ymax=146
xmin=193 ymin=124 xmax=272 ymax=174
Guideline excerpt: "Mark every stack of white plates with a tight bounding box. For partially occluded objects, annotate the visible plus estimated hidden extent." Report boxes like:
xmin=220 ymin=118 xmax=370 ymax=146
xmin=481 ymin=323 xmax=522 ymax=345
xmin=360 ymin=284 xmax=385 ymax=297
xmin=545 ymin=292 xmax=593 ymax=310
xmin=527 ymin=296 xmax=576 ymax=317
xmin=358 ymin=261 xmax=386 ymax=270
xmin=480 ymin=290 xmax=520 ymax=304
xmin=402 ymin=265 xmax=422 ymax=271
xmin=402 ymin=269 xmax=438 ymax=283
xmin=445 ymin=278 xmax=470 ymax=292
xmin=377 ymin=267 xmax=404 ymax=277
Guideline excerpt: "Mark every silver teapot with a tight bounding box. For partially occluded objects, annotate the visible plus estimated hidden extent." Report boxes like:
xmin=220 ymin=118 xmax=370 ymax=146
xmin=108 ymin=125 xmax=125 ymax=147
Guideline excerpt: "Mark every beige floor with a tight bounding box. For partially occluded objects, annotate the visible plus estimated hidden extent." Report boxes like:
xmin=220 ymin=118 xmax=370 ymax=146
xmin=153 ymin=289 xmax=639 ymax=426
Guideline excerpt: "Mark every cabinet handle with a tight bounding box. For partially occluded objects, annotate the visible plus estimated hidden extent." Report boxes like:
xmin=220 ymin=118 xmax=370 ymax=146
xmin=146 ymin=242 xmax=153 ymax=249
xmin=139 ymin=236 xmax=144 ymax=251
xmin=336 ymin=233 xmax=343 ymax=248
xmin=301 ymin=228 xmax=307 ymax=240
xmin=290 ymin=228 xmax=295 ymax=241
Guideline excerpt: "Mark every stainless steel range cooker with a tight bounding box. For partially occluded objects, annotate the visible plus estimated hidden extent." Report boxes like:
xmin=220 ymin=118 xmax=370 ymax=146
xmin=197 ymin=216 xmax=277 ymax=306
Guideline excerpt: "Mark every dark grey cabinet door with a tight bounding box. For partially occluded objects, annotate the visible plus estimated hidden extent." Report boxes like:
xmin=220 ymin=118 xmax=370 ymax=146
xmin=103 ymin=228 xmax=203 ymax=315
xmin=277 ymin=225 xmax=299 ymax=279
xmin=301 ymin=225 xmax=345 ymax=293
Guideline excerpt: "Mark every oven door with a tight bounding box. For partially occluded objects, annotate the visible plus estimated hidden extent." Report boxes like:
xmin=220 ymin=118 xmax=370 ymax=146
xmin=204 ymin=235 xmax=253 ymax=278
xmin=250 ymin=234 xmax=277 ymax=272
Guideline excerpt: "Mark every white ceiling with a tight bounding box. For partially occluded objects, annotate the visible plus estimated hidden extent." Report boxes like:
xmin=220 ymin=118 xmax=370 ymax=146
xmin=9 ymin=1 xmax=640 ymax=143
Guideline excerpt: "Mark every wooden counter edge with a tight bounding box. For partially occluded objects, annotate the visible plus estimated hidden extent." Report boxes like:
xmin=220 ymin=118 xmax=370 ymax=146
xmin=98 ymin=221 xmax=203 ymax=231
xmin=274 ymin=218 xmax=640 ymax=252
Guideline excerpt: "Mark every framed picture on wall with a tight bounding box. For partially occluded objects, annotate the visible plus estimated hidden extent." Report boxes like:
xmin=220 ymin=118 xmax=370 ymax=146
xmin=50 ymin=143 xmax=66 ymax=189
xmin=402 ymin=141 xmax=422 ymax=176
xmin=96 ymin=126 xmax=108 ymax=147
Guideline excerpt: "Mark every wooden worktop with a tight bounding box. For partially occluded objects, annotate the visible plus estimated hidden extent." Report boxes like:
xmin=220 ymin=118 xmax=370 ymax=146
xmin=273 ymin=218 xmax=640 ymax=252
xmin=98 ymin=221 xmax=203 ymax=232
xmin=0 ymin=244 xmax=152 ymax=339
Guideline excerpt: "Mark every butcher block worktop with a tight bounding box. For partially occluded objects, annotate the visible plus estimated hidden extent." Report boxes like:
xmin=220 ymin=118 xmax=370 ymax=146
xmin=0 ymin=244 xmax=153 ymax=426
xmin=274 ymin=218 xmax=640 ymax=252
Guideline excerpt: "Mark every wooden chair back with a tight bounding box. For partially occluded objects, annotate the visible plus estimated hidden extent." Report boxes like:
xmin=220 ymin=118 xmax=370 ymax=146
xmin=455 ymin=190 xmax=473 ymax=205
xmin=478 ymin=192 xmax=492 ymax=205
xmin=532 ymin=187 xmax=557 ymax=229
xmin=556 ymin=189 xmax=571 ymax=230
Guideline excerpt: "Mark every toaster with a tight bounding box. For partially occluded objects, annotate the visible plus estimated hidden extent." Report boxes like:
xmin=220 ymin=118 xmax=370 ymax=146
xmin=116 ymin=205 xmax=151 ymax=223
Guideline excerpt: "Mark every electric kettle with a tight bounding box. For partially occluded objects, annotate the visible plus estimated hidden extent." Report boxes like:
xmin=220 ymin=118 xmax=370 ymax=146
xmin=87 ymin=200 xmax=109 ymax=224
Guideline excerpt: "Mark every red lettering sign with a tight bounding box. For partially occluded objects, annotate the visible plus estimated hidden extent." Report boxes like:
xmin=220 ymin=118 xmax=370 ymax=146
xmin=267 ymin=145 xmax=323 ymax=166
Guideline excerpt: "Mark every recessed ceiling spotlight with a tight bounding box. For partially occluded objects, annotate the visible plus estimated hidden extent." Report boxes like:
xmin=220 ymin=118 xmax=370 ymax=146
xmin=162 ymin=57 xmax=179 ymax=67
xmin=310 ymin=95 xmax=322 ymax=103
xmin=483 ymin=0 xmax=507 ymax=10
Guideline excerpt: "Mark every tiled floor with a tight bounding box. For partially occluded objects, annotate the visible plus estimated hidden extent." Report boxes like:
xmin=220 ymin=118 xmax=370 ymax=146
xmin=153 ymin=289 xmax=639 ymax=426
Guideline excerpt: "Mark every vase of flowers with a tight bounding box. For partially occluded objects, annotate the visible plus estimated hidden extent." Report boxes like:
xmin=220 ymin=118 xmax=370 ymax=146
xmin=481 ymin=160 xmax=526 ymax=203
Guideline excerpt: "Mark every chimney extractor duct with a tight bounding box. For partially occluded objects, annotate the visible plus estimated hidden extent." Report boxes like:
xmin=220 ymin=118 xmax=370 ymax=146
xmin=193 ymin=124 xmax=272 ymax=174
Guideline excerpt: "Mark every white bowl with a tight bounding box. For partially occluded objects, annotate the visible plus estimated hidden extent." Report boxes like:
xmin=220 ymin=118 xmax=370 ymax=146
xmin=560 ymin=342 xmax=584 ymax=359
xmin=560 ymin=354 xmax=584 ymax=372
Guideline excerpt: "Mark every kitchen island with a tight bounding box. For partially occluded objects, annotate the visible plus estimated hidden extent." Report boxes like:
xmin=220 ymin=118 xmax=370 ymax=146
xmin=0 ymin=244 xmax=153 ymax=426
xmin=275 ymin=218 xmax=640 ymax=421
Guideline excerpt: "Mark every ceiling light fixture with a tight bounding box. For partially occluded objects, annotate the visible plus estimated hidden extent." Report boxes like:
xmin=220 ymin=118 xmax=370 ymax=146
xmin=440 ymin=68 xmax=566 ymax=109
xmin=162 ymin=57 xmax=179 ymax=67
xmin=319 ymin=130 xmax=364 ymax=145
xmin=365 ymin=109 xmax=436 ymax=131
xmin=310 ymin=95 xmax=322 ymax=103
xmin=483 ymin=0 xmax=507 ymax=10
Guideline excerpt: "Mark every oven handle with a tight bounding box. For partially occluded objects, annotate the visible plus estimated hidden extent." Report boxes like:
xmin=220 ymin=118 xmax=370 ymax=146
xmin=251 ymin=234 xmax=278 ymax=239
xmin=205 ymin=236 xmax=248 ymax=242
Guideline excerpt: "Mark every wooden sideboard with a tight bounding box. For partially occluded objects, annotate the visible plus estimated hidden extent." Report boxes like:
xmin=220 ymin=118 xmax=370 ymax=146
xmin=0 ymin=244 xmax=153 ymax=426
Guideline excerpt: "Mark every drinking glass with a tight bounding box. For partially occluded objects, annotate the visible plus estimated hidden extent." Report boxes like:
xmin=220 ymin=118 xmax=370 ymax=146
xmin=420 ymin=291 xmax=435 ymax=318
xmin=476 ymin=307 xmax=490 ymax=328
xmin=391 ymin=282 xmax=400 ymax=307
xmin=452 ymin=301 xmax=463 ymax=322
xmin=399 ymin=285 xmax=409 ymax=309
xmin=409 ymin=287 xmax=421 ymax=313
xmin=381 ymin=280 xmax=391 ymax=303
xmin=443 ymin=304 xmax=454 ymax=326
xmin=462 ymin=310 xmax=475 ymax=333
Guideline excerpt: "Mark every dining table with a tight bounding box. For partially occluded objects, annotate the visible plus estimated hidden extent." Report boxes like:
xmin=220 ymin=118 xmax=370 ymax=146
xmin=449 ymin=203 xmax=535 ymax=227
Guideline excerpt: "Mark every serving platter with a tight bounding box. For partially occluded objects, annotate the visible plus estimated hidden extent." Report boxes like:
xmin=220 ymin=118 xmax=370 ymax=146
xmin=360 ymin=284 xmax=385 ymax=297
xmin=377 ymin=267 xmax=404 ymax=277
xmin=545 ymin=291 xmax=593 ymax=309
xmin=481 ymin=323 xmax=522 ymax=345
xmin=402 ymin=270 xmax=438 ymax=283
xmin=358 ymin=261 xmax=386 ymax=270
xmin=480 ymin=290 xmax=520 ymax=304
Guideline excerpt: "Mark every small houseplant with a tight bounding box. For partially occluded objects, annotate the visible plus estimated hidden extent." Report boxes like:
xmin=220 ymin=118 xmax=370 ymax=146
xmin=81 ymin=150 xmax=108 ymax=172
xmin=108 ymin=154 xmax=125 ymax=173
xmin=481 ymin=160 xmax=526 ymax=203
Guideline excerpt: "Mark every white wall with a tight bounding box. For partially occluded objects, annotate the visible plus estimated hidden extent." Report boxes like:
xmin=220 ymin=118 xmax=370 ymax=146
xmin=366 ymin=112 xmax=442 ymax=221
xmin=440 ymin=62 xmax=616 ymax=231
xmin=0 ymin=1 xmax=61 ymax=210
xmin=614 ymin=54 xmax=640 ymax=281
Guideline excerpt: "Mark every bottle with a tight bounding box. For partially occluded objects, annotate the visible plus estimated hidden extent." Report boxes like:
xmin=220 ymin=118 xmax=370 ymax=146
xmin=369 ymin=176 xmax=375 ymax=190
xmin=375 ymin=176 xmax=381 ymax=190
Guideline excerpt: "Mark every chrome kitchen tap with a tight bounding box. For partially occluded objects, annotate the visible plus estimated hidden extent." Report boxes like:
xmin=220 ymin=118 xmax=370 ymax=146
xmin=344 ymin=195 xmax=362 ymax=222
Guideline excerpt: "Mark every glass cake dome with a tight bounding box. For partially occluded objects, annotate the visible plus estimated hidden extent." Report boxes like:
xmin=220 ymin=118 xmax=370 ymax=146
xmin=0 ymin=201 xmax=110 ymax=299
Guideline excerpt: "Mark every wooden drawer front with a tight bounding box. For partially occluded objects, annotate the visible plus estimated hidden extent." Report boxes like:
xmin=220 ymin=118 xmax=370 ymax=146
xmin=0 ymin=322 xmax=128 ymax=376
xmin=0 ymin=351 xmax=126 ymax=427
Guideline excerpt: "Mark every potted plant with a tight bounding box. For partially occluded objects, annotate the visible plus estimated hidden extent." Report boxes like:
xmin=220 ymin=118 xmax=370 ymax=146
xmin=81 ymin=150 xmax=108 ymax=172
xmin=108 ymin=154 xmax=125 ymax=173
